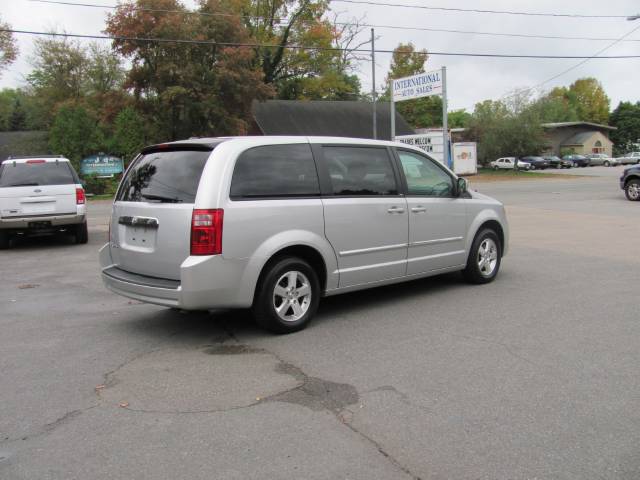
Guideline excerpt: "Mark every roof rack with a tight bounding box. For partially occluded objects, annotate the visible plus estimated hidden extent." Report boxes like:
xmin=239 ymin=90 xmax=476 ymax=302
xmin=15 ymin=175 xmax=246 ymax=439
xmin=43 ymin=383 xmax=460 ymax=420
xmin=6 ymin=155 xmax=65 ymax=160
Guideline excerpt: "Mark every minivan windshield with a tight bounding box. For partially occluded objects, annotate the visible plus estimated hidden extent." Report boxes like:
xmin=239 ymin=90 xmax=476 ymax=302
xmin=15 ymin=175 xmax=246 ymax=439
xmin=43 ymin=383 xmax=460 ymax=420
xmin=117 ymin=149 xmax=211 ymax=203
xmin=0 ymin=161 xmax=77 ymax=187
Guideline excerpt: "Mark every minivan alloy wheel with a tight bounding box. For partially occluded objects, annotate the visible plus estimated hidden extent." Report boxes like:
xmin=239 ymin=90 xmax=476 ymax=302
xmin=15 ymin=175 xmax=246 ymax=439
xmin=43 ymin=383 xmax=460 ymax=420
xmin=477 ymin=238 xmax=498 ymax=277
xmin=273 ymin=271 xmax=312 ymax=322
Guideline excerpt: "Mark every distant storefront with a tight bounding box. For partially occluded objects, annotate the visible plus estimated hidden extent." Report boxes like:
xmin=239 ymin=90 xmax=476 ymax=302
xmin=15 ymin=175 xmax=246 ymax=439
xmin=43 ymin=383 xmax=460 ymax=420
xmin=80 ymin=154 xmax=124 ymax=177
xmin=542 ymin=122 xmax=616 ymax=157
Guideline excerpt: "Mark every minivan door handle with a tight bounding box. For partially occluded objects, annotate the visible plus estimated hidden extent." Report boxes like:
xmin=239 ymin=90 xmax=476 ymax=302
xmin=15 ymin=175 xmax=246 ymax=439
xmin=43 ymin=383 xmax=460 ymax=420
xmin=411 ymin=206 xmax=427 ymax=214
xmin=387 ymin=206 xmax=406 ymax=214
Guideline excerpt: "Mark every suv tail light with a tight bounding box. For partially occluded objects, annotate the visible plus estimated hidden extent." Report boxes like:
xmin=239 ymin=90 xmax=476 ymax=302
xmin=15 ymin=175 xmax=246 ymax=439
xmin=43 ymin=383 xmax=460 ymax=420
xmin=76 ymin=187 xmax=86 ymax=205
xmin=191 ymin=209 xmax=223 ymax=255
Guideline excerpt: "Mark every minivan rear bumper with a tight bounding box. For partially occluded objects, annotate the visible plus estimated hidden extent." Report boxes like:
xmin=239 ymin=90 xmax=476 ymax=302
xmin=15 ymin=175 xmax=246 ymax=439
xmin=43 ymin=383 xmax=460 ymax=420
xmin=99 ymin=243 xmax=250 ymax=309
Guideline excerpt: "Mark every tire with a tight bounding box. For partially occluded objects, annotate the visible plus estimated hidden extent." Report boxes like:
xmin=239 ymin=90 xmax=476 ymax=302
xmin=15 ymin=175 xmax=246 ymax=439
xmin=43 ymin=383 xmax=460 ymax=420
xmin=625 ymin=179 xmax=640 ymax=201
xmin=252 ymin=256 xmax=320 ymax=334
xmin=0 ymin=230 xmax=10 ymax=250
xmin=530 ymin=165 xmax=535 ymax=170
xmin=604 ymin=161 xmax=610 ymax=167
xmin=463 ymin=228 xmax=502 ymax=284
xmin=493 ymin=166 xmax=499 ymax=171
xmin=74 ymin=222 xmax=89 ymax=244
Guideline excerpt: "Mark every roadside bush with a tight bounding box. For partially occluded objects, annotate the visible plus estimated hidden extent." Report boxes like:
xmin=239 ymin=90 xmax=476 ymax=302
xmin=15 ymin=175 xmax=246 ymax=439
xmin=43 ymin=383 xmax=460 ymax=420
xmin=82 ymin=174 xmax=119 ymax=196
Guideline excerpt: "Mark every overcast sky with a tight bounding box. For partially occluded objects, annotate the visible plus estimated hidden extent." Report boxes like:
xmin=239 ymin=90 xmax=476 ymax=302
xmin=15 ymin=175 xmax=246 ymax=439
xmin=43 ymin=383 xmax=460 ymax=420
xmin=2 ymin=0 xmax=639 ymax=113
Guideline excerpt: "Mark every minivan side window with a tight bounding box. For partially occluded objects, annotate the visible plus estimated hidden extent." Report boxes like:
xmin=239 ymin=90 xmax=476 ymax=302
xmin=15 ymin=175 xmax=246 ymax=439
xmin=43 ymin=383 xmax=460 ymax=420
xmin=230 ymin=144 xmax=319 ymax=199
xmin=397 ymin=150 xmax=454 ymax=197
xmin=321 ymin=146 xmax=398 ymax=196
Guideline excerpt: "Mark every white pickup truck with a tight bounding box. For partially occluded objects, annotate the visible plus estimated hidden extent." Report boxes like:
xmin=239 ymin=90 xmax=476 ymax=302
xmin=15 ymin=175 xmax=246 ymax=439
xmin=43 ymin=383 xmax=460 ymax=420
xmin=0 ymin=156 xmax=87 ymax=249
xmin=616 ymin=152 xmax=640 ymax=166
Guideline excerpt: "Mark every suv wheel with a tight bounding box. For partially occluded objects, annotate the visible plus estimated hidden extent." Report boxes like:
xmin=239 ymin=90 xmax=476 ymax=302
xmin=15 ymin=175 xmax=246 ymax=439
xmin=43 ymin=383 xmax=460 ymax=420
xmin=0 ymin=230 xmax=10 ymax=249
xmin=625 ymin=179 xmax=640 ymax=201
xmin=252 ymin=257 xmax=320 ymax=334
xmin=463 ymin=229 xmax=502 ymax=284
xmin=75 ymin=222 xmax=89 ymax=244
xmin=604 ymin=160 xmax=610 ymax=167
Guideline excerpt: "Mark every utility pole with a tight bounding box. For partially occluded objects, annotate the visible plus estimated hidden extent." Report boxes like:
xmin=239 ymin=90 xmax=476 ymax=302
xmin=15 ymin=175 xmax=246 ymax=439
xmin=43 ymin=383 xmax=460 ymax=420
xmin=371 ymin=28 xmax=377 ymax=140
xmin=441 ymin=66 xmax=448 ymax=167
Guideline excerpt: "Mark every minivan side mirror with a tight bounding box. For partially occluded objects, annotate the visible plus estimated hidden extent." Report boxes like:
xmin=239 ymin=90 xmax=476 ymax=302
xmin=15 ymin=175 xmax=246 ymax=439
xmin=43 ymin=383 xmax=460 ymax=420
xmin=456 ymin=177 xmax=468 ymax=197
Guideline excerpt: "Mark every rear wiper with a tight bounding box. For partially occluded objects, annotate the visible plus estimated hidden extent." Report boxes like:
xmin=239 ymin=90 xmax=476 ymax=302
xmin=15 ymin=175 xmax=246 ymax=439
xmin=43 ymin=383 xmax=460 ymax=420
xmin=140 ymin=193 xmax=183 ymax=203
xmin=8 ymin=182 xmax=39 ymax=186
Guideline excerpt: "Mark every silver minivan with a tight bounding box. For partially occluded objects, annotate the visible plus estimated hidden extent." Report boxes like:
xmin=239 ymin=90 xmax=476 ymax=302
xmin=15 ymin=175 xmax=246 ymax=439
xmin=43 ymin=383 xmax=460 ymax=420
xmin=100 ymin=137 xmax=509 ymax=333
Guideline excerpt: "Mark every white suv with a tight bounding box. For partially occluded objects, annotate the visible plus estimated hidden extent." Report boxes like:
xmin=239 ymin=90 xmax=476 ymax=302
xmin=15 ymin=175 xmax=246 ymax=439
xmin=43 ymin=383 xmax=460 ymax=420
xmin=0 ymin=156 xmax=87 ymax=248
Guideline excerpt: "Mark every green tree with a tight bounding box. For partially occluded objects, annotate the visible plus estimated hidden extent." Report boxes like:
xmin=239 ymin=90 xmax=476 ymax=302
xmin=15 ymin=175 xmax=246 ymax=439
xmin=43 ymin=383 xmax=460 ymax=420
xmin=106 ymin=0 xmax=273 ymax=139
xmin=112 ymin=107 xmax=147 ymax=162
xmin=85 ymin=43 xmax=125 ymax=95
xmin=467 ymin=94 xmax=546 ymax=164
xmin=27 ymin=36 xmax=87 ymax=108
xmin=568 ymin=78 xmax=610 ymax=124
xmin=382 ymin=43 xmax=442 ymax=129
xmin=49 ymin=105 xmax=100 ymax=168
xmin=610 ymin=101 xmax=640 ymax=154
xmin=9 ymin=98 xmax=27 ymax=131
xmin=447 ymin=109 xmax=471 ymax=128
xmin=534 ymin=87 xmax=578 ymax=123
xmin=0 ymin=17 xmax=18 ymax=77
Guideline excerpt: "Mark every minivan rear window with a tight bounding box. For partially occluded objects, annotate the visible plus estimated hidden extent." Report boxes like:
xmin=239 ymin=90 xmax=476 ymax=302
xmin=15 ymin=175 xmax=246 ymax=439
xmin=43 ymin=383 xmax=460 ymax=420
xmin=117 ymin=150 xmax=211 ymax=203
xmin=230 ymin=144 xmax=319 ymax=199
xmin=0 ymin=161 xmax=77 ymax=187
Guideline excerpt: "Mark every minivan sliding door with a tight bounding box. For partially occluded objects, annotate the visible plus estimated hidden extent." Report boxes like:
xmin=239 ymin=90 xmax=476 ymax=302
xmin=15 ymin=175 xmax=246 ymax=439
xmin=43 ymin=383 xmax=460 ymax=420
xmin=315 ymin=145 xmax=408 ymax=288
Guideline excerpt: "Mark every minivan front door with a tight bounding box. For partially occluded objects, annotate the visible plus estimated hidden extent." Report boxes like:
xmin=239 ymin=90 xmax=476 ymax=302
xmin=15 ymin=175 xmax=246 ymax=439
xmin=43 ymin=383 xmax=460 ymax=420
xmin=317 ymin=145 xmax=408 ymax=288
xmin=395 ymin=150 xmax=467 ymax=275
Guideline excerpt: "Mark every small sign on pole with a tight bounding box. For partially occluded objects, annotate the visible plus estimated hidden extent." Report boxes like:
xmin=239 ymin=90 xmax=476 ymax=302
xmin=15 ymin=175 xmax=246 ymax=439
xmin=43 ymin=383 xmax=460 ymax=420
xmin=390 ymin=67 xmax=449 ymax=167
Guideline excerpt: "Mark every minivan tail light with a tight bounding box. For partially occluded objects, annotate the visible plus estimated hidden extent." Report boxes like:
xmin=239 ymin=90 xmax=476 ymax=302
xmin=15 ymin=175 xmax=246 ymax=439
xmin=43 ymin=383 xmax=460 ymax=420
xmin=191 ymin=209 xmax=223 ymax=255
xmin=76 ymin=187 xmax=86 ymax=205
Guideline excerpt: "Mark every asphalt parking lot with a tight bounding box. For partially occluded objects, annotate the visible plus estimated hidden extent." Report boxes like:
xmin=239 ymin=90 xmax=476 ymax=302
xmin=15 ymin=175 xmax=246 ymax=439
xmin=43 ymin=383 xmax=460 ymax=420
xmin=1 ymin=172 xmax=639 ymax=480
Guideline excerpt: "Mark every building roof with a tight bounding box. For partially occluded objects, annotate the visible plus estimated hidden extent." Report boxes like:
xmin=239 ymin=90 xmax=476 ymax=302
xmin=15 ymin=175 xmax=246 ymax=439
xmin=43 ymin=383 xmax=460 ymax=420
xmin=542 ymin=121 xmax=616 ymax=131
xmin=253 ymin=100 xmax=415 ymax=140
xmin=561 ymin=131 xmax=603 ymax=146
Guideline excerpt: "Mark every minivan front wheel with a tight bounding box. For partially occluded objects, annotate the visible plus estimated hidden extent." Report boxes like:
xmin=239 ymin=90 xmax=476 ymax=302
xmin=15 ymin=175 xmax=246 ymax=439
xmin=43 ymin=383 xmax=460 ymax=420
xmin=253 ymin=257 xmax=320 ymax=334
xmin=625 ymin=179 xmax=640 ymax=201
xmin=463 ymin=229 xmax=502 ymax=284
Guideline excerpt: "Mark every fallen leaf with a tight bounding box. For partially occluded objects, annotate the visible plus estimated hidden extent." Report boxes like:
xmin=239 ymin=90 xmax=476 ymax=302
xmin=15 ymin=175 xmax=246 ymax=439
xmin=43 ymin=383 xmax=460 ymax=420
xmin=119 ymin=402 xmax=129 ymax=408
xmin=95 ymin=385 xmax=105 ymax=391
xmin=18 ymin=284 xmax=40 ymax=290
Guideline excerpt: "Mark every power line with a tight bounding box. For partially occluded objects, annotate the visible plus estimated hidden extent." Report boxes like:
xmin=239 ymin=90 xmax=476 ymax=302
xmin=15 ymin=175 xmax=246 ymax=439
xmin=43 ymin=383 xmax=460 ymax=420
xmin=503 ymin=22 xmax=640 ymax=99
xmin=27 ymin=0 xmax=640 ymax=43
xmin=331 ymin=0 xmax=630 ymax=19
xmin=5 ymin=29 xmax=640 ymax=58
xmin=28 ymin=0 xmax=276 ymax=21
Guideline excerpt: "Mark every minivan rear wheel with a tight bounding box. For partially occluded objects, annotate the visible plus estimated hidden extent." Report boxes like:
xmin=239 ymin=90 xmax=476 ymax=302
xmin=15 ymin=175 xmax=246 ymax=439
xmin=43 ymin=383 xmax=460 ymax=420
xmin=625 ymin=179 xmax=640 ymax=201
xmin=463 ymin=229 xmax=501 ymax=284
xmin=253 ymin=257 xmax=320 ymax=334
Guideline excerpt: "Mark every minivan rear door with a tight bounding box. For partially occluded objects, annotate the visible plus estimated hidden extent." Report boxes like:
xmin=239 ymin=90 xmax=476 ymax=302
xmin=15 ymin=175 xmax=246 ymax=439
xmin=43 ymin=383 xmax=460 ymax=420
xmin=0 ymin=160 xmax=78 ymax=217
xmin=109 ymin=146 xmax=215 ymax=281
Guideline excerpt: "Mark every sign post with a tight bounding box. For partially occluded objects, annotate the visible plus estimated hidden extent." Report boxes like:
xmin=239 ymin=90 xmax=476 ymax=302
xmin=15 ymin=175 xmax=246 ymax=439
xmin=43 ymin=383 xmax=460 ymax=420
xmin=390 ymin=67 xmax=449 ymax=166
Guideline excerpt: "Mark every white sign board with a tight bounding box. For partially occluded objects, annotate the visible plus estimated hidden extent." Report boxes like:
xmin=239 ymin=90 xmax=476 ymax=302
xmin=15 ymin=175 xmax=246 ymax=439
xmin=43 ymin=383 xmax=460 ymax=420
xmin=452 ymin=142 xmax=477 ymax=175
xmin=392 ymin=69 xmax=443 ymax=102
xmin=396 ymin=132 xmax=446 ymax=165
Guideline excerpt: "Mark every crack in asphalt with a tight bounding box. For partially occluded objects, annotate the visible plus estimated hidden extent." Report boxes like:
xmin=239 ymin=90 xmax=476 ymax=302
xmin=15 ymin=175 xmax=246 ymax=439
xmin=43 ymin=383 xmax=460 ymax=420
xmin=95 ymin=327 xmax=421 ymax=479
xmin=0 ymin=405 xmax=98 ymax=447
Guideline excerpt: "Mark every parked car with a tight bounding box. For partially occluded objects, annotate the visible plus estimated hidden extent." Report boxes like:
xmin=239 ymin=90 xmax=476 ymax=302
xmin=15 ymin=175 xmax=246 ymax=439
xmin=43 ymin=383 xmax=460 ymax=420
xmin=585 ymin=153 xmax=619 ymax=167
xmin=543 ymin=155 xmax=573 ymax=169
xmin=490 ymin=157 xmax=531 ymax=171
xmin=0 ymin=156 xmax=87 ymax=249
xmin=520 ymin=156 xmax=550 ymax=170
xmin=620 ymin=165 xmax=640 ymax=201
xmin=563 ymin=154 xmax=589 ymax=168
xmin=100 ymin=137 xmax=509 ymax=333
xmin=616 ymin=152 xmax=640 ymax=166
